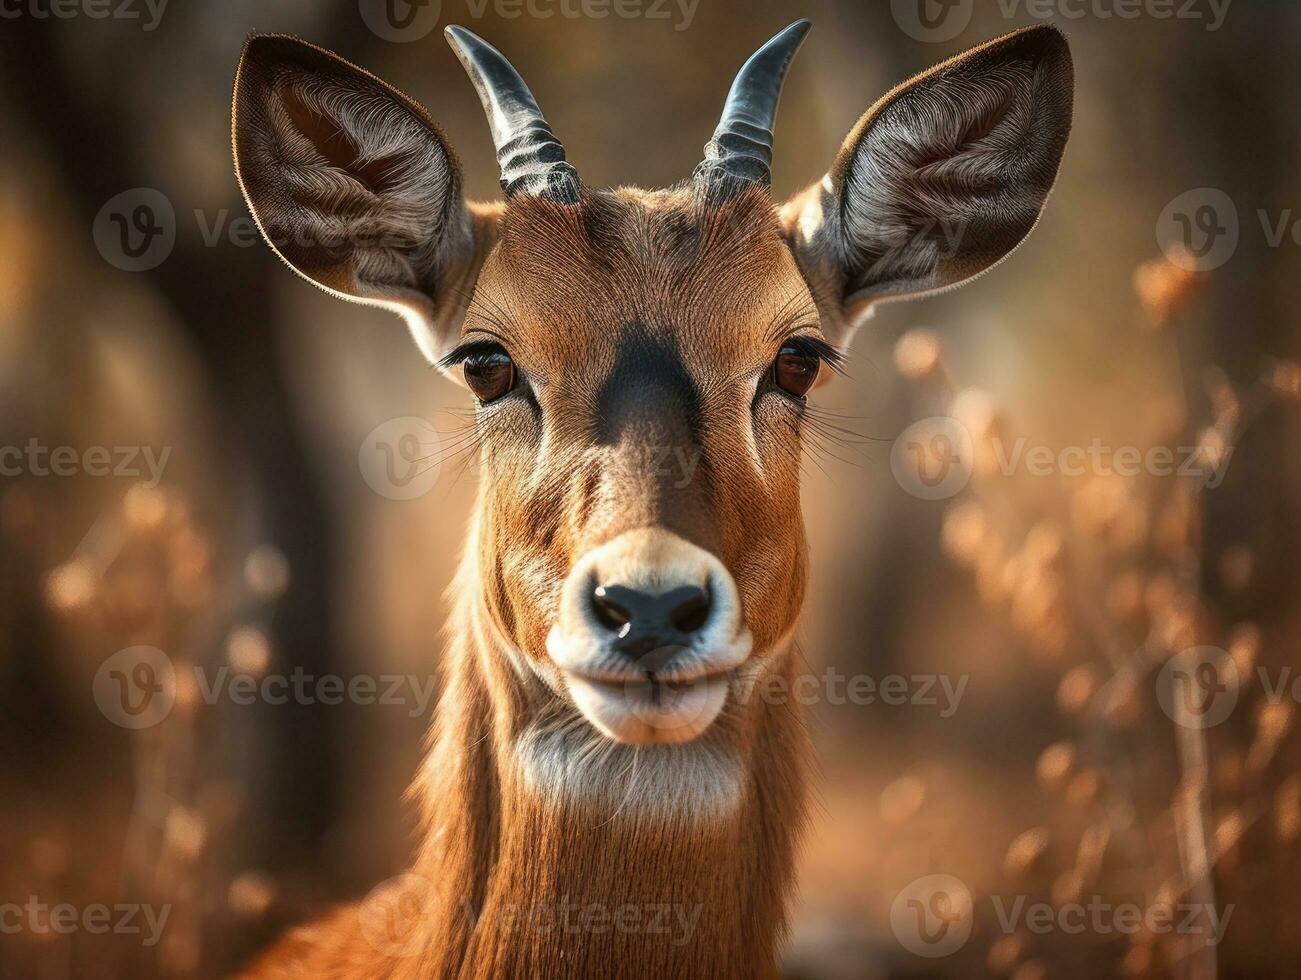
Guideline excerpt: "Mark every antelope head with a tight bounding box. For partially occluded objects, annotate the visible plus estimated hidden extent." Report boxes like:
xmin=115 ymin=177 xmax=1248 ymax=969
xmin=232 ymin=22 xmax=1072 ymax=758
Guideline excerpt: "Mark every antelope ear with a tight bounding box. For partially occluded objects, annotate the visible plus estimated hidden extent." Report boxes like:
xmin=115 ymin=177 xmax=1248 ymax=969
xmin=782 ymin=25 xmax=1072 ymax=343
xmin=233 ymin=34 xmax=493 ymax=366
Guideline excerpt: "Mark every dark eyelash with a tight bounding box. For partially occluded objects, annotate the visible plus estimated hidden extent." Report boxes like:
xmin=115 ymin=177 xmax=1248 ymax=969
xmin=442 ymin=335 xmax=844 ymax=375
xmin=782 ymin=334 xmax=847 ymax=376
xmin=439 ymin=338 xmax=506 ymax=370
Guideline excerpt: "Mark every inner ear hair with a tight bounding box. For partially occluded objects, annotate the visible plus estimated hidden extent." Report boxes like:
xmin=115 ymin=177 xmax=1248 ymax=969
xmin=786 ymin=24 xmax=1073 ymax=328
xmin=233 ymin=35 xmax=479 ymax=363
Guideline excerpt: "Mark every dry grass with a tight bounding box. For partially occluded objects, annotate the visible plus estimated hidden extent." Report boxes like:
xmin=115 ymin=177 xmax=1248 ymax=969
xmin=874 ymin=250 xmax=1301 ymax=979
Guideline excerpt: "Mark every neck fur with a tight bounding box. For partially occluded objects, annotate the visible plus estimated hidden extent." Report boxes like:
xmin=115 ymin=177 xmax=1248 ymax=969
xmin=395 ymin=550 xmax=810 ymax=979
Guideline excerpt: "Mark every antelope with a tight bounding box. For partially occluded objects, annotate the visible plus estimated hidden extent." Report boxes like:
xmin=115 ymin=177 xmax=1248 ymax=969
xmin=232 ymin=18 xmax=1072 ymax=978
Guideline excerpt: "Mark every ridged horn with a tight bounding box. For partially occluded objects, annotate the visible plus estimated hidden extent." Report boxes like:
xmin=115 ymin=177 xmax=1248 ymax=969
xmin=694 ymin=20 xmax=810 ymax=193
xmin=445 ymin=25 xmax=580 ymax=202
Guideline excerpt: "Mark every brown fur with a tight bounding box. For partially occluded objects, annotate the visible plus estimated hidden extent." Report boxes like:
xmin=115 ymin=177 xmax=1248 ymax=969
xmin=244 ymin=186 xmax=816 ymax=980
xmin=233 ymin=24 xmax=1074 ymax=978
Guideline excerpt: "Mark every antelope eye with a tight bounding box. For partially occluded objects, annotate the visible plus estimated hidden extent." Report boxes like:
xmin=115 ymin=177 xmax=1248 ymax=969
xmin=463 ymin=346 xmax=516 ymax=403
xmin=773 ymin=345 xmax=820 ymax=398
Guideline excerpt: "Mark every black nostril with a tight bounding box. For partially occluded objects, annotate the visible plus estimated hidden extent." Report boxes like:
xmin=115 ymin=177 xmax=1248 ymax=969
xmin=592 ymin=586 xmax=633 ymax=635
xmin=590 ymin=583 xmax=712 ymax=643
xmin=669 ymin=587 xmax=711 ymax=633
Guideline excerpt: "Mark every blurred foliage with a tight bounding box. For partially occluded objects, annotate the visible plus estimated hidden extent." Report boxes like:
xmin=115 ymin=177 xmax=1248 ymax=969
xmin=1 ymin=1 xmax=1300 ymax=977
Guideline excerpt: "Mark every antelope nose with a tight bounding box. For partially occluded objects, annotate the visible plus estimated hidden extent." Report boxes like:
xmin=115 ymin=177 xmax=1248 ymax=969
xmin=548 ymin=529 xmax=752 ymax=744
xmin=591 ymin=584 xmax=712 ymax=666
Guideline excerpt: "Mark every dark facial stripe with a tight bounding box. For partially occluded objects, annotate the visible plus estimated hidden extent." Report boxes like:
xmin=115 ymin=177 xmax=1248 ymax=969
xmin=594 ymin=326 xmax=703 ymax=449
xmin=591 ymin=326 xmax=716 ymax=548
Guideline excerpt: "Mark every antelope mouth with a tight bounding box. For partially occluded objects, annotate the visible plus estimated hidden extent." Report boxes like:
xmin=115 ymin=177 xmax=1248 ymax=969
xmin=547 ymin=528 xmax=752 ymax=746
xmin=561 ymin=667 xmax=734 ymax=746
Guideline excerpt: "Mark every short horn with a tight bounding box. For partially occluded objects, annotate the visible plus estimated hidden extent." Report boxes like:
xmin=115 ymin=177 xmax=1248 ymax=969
xmin=445 ymin=25 xmax=580 ymax=202
xmin=694 ymin=20 xmax=810 ymax=193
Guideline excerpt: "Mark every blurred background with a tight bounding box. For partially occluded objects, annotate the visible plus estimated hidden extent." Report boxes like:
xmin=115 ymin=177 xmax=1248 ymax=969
xmin=2 ymin=0 xmax=1299 ymax=976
